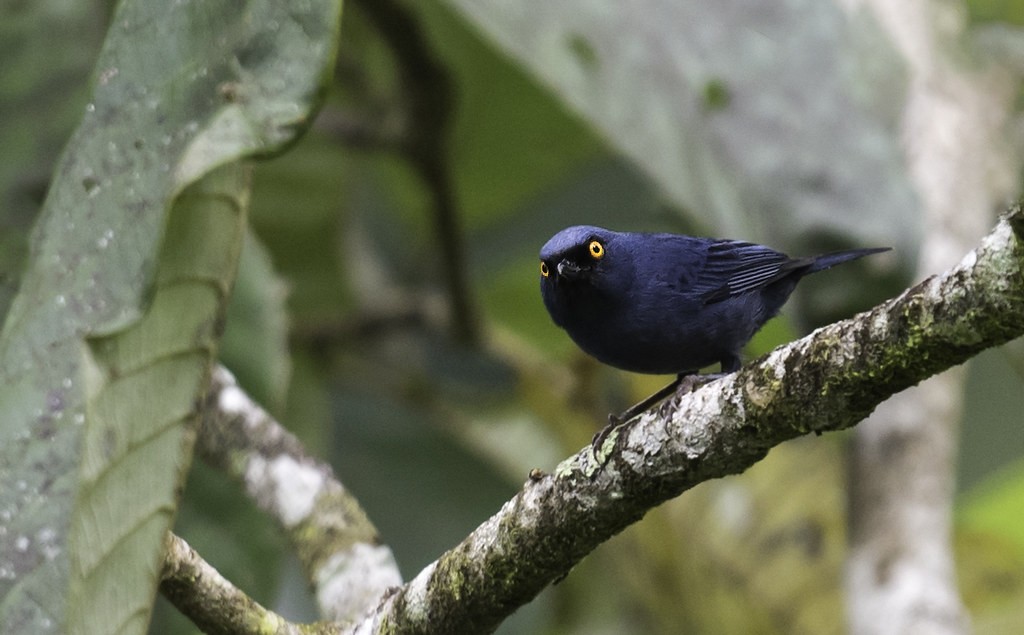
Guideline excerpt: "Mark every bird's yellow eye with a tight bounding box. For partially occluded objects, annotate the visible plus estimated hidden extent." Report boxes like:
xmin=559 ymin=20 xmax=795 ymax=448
xmin=589 ymin=240 xmax=605 ymax=260
xmin=540 ymin=261 xmax=550 ymax=277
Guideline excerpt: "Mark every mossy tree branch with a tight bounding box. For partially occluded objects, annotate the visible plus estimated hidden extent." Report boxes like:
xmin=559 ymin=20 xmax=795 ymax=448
xmin=342 ymin=207 xmax=1024 ymax=634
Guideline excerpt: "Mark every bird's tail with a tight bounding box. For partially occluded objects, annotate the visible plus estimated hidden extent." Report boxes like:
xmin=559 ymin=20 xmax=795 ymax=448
xmin=807 ymin=247 xmax=891 ymax=273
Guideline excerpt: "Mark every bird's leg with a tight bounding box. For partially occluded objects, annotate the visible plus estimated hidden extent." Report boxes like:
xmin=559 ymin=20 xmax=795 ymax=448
xmin=591 ymin=371 xmax=732 ymax=454
xmin=591 ymin=377 xmax=682 ymax=453
xmin=677 ymin=371 xmax=728 ymax=392
xmin=607 ymin=375 xmax=685 ymax=428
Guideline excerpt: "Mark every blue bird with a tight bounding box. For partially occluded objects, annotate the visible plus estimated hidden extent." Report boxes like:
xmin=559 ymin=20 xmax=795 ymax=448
xmin=539 ymin=225 xmax=889 ymax=428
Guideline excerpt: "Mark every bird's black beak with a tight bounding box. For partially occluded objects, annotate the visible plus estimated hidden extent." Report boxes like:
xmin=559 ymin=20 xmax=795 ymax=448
xmin=557 ymin=259 xmax=584 ymax=280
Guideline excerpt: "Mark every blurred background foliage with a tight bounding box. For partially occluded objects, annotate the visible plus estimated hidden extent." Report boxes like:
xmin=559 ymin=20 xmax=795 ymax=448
xmin=3 ymin=0 xmax=1024 ymax=633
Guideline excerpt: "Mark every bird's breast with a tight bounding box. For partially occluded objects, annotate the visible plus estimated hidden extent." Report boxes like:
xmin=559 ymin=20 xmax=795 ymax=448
xmin=556 ymin=282 xmax=746 ymax=374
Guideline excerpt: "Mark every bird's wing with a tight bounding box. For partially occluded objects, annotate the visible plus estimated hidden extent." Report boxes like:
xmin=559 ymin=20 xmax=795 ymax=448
xmin=694 ymin=240 xmax=808 ymax=305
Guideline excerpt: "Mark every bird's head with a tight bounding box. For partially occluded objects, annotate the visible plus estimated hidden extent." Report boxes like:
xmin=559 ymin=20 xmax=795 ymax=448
xmin=539 ymin=226 xmax=630 ymax=326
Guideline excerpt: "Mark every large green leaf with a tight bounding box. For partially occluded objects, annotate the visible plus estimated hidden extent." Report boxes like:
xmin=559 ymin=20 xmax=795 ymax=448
xmin=0 ymin=0 xmax=342 ymax=632
xmin=0 ymin=0 xmax=106 ymax=323
xmin=440 ymin=0 xmax=920 ymax=250
xmin=70 ymin=164 xmax=250 ymax=634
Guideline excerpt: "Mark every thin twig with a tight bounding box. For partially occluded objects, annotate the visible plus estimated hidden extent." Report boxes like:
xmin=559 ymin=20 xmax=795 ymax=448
xmin=195 ymin=367 xmax=402 ymax=623
xmin=352 ymin=0 xmax=480 ymax=346
xmin=160 ymin=532 xmax=329 ymax=635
